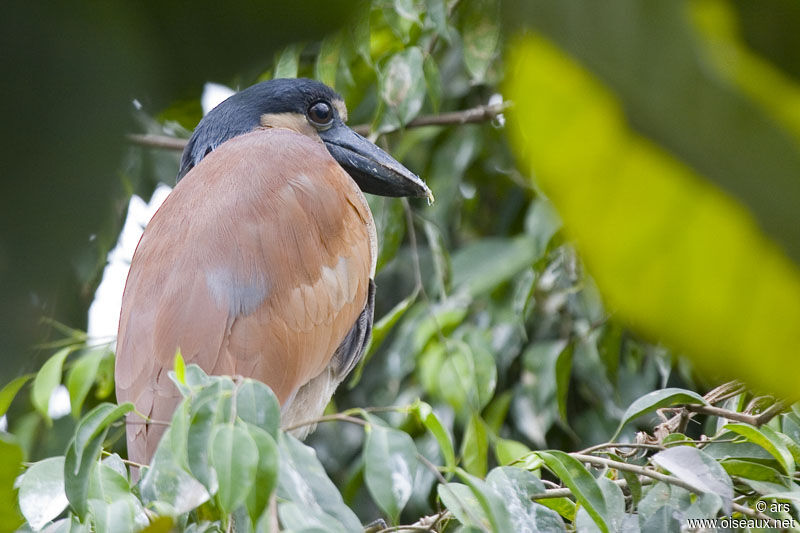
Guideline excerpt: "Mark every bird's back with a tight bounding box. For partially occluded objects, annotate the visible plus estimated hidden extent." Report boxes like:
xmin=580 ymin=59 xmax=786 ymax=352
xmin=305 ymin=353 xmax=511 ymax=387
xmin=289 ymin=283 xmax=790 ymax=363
xmin=115 ymin=128 xmax=375 ymax=466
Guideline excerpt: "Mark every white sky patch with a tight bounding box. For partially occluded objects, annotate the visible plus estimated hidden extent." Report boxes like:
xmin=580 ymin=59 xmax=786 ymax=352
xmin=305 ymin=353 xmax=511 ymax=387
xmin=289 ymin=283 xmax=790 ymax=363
xmin=201 ymin=82 xmax=236 ymax=115
xmin=48 ymin=385 xmax=72 ymax=420
xmin=87 ymin=184 xmax=172 ymax=343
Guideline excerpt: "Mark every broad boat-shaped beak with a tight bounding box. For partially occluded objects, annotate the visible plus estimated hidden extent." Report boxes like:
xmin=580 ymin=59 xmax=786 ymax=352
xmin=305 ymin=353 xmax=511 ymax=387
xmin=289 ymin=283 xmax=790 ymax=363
xmin=320 ymin=122 xmax=434 ymax=203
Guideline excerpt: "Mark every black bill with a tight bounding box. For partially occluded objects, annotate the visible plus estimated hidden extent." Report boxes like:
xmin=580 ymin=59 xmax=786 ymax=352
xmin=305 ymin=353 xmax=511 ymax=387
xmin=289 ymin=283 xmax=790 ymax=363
xmin=320 ymin=121 xmax=433 ymax=202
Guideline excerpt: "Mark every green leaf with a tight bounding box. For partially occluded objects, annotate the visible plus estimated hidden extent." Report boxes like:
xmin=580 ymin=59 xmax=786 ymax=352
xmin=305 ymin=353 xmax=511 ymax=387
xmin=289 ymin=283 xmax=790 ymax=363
xmin=244 ymin=424 xmax=278 ymax=525
xmin=274 ymin=43 xmax=302 ymax=79
xmin=461 ymin=0 xmax=499 ymax=82
xmin=720 ymin=459 xmax=787 ymax=485
xmin=173 ymin=350 xmax=186 ymax=385
xmin=425 ymin=0 xmax=449 ymax=41
xmin=63 ymin=402 xmax=133 ymax=519
xmin=437 ymin=482 xmax=488 ymax=529
xmin=641 ymin=504 xmax=683 ymax=532
xmin=210 ymin=422 xmax=258 ymax=513
xmin=72 ymin=403 xmax=135 ymax=468
xmin=423 ymin=218 xmax=451 ymax=298
xmin=392 ymin=297 xmax=469 ymax=383
xmin=364 ymin=419 xmax=418 ymax=522
xmin=235 ymin=378 xmax=280 ymax=438
xmin=538 ymin=451 xmax=610 ymax=533
xmin=65 ymin=427 xmax=105 ymax=519
xmin=393 ymin=0 xmax=422 ymax=23
xmin=440 ymin=340 xmax=495 ymax=413
xmin=451 ymin=236 xmax=544 ymax=297
xmin=483 ymin=390 xmax=513 ymax=435
xmin=277 ymin=433 xmax=361 ymax=531
xmin=524 ymin=197 xmax=562 ymax=254
xmin=93 ymin=350 xmax=116 ymax=400
xmin=486 ymin=467 xmax=566 ymax=532
xmin=277 ymin=503 xmax=349 ymax=533
xmin=456 ymin=469 xmax=514 ymax=533
xmin=651 ymin=446 xmax=734 ymax=513
xmin=351 ymin=10 xmax=371 ymax=65
xmin=539 ymin=497 xmax=576 ymax=522
xmin=724 ymin=423 xmax=795 ymax=476
xmin=31 ymin=347 xmax=72 ymax=421
xmin=315 ymin=34 xmax=342 ymax=88
xmin=0 ymin=435 xmax=23 ymax=528
xmin=366 ymin=195 xmax=406 ymax=273
xmin=88 ymin=462 xmax=131 ymax=503
xmin=380 ymin=47 xmax=426 ymax=125
xmin=575 ymin=477 xmax=626 ymax=533
xmin=186 ymin=393 xmax=220 ymax=492
xmin=19 ymin=457 xmax=68 ymax=530
xmin=609 ymin=453 xmax=642 ymax=506
xmin=0 ymin=374 xmax=32 ymax=417
xmin=139 ymin=425 xmax=210 ymax=516
xmin=184 ymin=378 xmax=235 ymax=493
xmin=555 ymin=342 xmax=573 ymax=421
xmin=412 ymin=400 xmax=455 ymax=473
xmin=382 ymin=1 xmax=418 ymax=43
xmin=86 ymin=462 xmax=149 ymax=531
xmin=66 ymin=349 xmax=105 ymax=418
xmin=460 ymin=413 xmax=488 ymax=477
xmin=495 ymin=438 xmax=532 ymax=466
xmin=423 ymin=55 xmax=443 ymax=113
xmin=88 ymin=496 xmax=149 ymax=533
xmin=613 ymin=388 xmax=707 ymax=440
xmin=684 ymin=492 xmax=723 ymax=521
xmin=183 ymin=364 xmax=212 ymax=390
xmin=140 ymin=516 xmax=174 ymax=532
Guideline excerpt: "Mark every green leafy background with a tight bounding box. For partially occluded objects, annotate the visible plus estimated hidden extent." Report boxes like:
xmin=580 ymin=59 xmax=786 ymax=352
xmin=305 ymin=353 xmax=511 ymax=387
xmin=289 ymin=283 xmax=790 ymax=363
xmin=3 ymin=0 xmax=800 ymax=531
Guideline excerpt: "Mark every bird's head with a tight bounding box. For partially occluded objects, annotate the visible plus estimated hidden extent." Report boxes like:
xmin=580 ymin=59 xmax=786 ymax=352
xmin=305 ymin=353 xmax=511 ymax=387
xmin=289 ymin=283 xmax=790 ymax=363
xmin=179 ymin=78 xmax=433 ymax=202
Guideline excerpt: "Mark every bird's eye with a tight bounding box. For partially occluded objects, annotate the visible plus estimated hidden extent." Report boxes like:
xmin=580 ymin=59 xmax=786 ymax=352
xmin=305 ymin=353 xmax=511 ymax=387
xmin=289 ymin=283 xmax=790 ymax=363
xmin=307 ymin=101 xmax=334 ymax=129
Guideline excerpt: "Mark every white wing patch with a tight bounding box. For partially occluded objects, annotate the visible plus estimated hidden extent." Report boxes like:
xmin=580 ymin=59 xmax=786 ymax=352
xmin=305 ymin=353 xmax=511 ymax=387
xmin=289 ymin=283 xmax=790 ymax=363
xmin=205 ymin=267 xmax=269 ymax=315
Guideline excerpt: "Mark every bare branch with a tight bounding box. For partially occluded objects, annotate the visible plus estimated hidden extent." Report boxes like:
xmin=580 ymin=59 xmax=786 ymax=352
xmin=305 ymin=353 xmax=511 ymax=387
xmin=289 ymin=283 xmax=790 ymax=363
xmin=125 ymin=133 xmax=188 ymax=151
xmin=366 ymin=101 xmax=509 ymax=134
xmin=126 ymin=102 xmax=510 ymax=151
xmin=684 ymin=401 xmax=787 ymax=427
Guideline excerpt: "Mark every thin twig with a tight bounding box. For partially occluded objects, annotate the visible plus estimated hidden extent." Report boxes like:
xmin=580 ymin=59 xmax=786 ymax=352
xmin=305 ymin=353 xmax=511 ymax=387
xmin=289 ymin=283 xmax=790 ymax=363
xmin=126 ymin=102 xmax=510 ymax=151
xmin=578 ymin=442 xmax=668 ymax=455
xmin=281 ymin=412 xmax=368 ymax=432
xmin=531 ymin=476 xmax=654 ymax=500
xmin=124 ymin=418 xmax=172 ymax=427
xmin=101 ymin=449 xmax=146 ymax=469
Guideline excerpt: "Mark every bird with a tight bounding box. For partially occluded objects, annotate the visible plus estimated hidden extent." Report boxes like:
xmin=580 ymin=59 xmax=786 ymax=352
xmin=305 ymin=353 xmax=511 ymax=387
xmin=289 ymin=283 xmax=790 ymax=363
xmin=114 ymin=78 xmax=432 ymax=469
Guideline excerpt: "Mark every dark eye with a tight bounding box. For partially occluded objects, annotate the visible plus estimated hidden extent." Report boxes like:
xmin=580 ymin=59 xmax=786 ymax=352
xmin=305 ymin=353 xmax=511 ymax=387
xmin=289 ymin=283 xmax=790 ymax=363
xmin=307 ymin=101 xmax=334 ymax=128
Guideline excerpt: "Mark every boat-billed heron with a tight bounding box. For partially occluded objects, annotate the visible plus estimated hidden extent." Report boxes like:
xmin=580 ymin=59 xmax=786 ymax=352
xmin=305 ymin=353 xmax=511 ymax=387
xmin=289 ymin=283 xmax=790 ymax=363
xmin=115 ymin=78 xmax=432 ymax=467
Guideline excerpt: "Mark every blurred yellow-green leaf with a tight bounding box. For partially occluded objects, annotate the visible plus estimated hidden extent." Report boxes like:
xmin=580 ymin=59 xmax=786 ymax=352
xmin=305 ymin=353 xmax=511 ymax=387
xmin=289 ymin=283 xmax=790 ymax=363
xmin=506 ymin=33 xmax=800 ymax=399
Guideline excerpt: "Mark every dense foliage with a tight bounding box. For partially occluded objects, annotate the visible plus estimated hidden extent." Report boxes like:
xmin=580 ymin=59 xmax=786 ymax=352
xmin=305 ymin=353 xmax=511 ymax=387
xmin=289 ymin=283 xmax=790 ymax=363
xmin=3 ymin=1 xmax=800 ymax=532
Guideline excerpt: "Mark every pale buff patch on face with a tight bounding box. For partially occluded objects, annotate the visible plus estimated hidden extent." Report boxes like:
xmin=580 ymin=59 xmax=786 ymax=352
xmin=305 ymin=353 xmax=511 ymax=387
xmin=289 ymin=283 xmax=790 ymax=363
xmin=332 ymin=99 xmax=347 ymax=122
xmin=259 ymin=99 xmax=349 ymax=141
xmin=260 ymin=112 xmax=322 ymax=142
